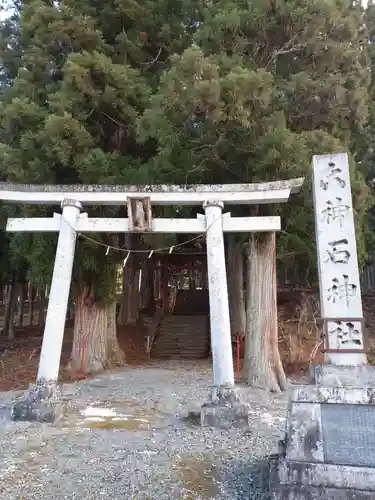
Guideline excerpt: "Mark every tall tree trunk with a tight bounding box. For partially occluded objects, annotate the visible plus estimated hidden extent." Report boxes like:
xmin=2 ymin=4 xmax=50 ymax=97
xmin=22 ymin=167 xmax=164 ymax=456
xmin=227 ymin=235 xmax=246 ymax=341
xmin=68 ymin=285 xmax=125 ymax=374
xmin=189 ymin=268 xmax=197 ymax=290
xmin=27 ymin=283 xmax=35 ymax=326
xmin=0 ymin=287 xmax=8 ymax=343
xmin=18 ymin=283 xmax=25 ymax=327
xmin=202 ymin=267 xmax=208 ymax=289
xmin=38 ymin=287 xmax=46 ymax=326
xmin=4 ymin=277 xmax=17 ymax=341
xmin=117 ymin=235 xmax=142 ymax=325
xmin=144 ymin=260 xmax=165 ymax=354
xmin=117 ymin=260 xmax=141 ymax=325
xmin=3 ymin=284 xmax=11 ymax=336
xmin=242 ymin=232 xmax=287 ymax=392
xmin=140 ymin=258 xmax=153 ymax=312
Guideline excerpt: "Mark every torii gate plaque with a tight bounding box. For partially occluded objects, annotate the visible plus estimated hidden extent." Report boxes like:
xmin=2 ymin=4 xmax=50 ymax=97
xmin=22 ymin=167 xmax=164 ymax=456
xmin=0 ymin=180 xmax=303 ymax=423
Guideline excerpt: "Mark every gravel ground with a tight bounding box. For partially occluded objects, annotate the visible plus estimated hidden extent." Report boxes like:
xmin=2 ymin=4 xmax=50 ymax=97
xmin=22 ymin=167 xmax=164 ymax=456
xmin=0 ymin=361 xmax=288 ymax=499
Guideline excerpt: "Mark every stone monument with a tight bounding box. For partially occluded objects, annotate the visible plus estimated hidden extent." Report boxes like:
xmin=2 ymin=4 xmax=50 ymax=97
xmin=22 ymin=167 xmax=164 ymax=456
xmin=270 ymin=153 xmax=375 ymax=499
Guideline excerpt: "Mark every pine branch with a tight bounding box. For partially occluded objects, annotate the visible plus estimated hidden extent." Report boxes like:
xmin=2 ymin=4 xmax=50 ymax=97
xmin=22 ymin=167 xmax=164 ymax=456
xmin=265 ymin=42 xmax=307 ymax=70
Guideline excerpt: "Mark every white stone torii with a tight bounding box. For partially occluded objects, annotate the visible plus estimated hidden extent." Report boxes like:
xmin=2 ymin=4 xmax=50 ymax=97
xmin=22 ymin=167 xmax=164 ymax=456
xmin=0 ymin=179 xmax=303 ymax=406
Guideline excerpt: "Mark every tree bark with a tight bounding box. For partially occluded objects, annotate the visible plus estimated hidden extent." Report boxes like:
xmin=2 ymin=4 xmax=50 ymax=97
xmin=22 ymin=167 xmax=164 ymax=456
xmin=202 ymin=267 xmax=208 ymax=289
xmin=139 ymin=257 xmax=153 ymax=312
xmin=242 ymin=232 xmax=287 ymax=392
xmin=27 ymin=283 xmax=35 ymax=326
xmin=37 ymin=287 xmax=46 ymax=326
xmin=18 ymin=283 xmax=25 ymax=327
xmin=117 ymin=260 xmax=141 ymax=325
xmin=0 ymin=287 xmax=8 ymax=343
xmin=227 ymin=235 xmax=246 ymax=341
xmin=117 ymin=235 xmax=142 ymax=325
xmin=188 ymin=269 xmax=197 ymax=290
xmin=4 ymin=277 xmax=17 ymax=341
xmin=68 ymin=285 xmax=125 ymax=374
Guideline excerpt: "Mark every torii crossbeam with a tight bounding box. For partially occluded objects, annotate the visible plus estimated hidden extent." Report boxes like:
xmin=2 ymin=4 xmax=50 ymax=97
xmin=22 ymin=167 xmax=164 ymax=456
xmin=0 ymin=179 xmax=303 ymax=422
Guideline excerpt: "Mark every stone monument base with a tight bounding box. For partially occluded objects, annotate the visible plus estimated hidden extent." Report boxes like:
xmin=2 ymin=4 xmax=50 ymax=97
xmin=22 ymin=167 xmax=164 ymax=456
xmin=270 ymin=458 xmax=375 ymax=499
xmin=269 ymin=385 xmax=375 ymax=500
xmin=311 ymin=364 xmax=375 ymax=387
xmin=11 ymin=380 xmax=66 ymax=423
xmin=201 ymin=386 xmax=250 ymax=429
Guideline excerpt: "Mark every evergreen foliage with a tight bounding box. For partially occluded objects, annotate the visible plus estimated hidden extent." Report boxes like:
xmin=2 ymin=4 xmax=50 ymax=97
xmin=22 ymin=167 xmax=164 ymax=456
xmin=139 ymin=0 xmax=372 ymax=283
xmin=0 ymin=0 xmax=372 ymax=291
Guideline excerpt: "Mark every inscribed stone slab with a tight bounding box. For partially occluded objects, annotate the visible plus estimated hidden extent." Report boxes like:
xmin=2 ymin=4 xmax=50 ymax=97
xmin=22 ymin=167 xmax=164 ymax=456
xmin=321 ymin=403 xmax=375 ymax=467
xmin=312 ymin=153 xmax=365 ymax=365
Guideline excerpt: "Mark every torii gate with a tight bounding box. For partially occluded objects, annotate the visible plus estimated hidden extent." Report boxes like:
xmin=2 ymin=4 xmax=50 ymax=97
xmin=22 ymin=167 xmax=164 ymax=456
xmin=0 ymin=179 xmax=303 ymax=422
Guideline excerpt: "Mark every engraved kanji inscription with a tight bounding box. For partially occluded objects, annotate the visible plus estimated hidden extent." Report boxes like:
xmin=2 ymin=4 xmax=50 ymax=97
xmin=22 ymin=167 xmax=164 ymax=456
xmin=328 ymin=321 xmax=362 ymax=348
xmin=324 ymin=238 xmax=351 ymax=264
xmin=326 ymin=275 xmax=357 ymax=307
xmin=320 ymin=161 xmax=346 ymax=190
xmin=321 ymin=198 xmax=350 ymax=228
xmin=322 ymin=405 xmax=375 ymax=467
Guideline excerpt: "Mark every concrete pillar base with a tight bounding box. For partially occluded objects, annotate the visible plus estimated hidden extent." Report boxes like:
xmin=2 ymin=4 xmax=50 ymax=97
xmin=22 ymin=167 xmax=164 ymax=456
xmin=11 ymin=380 xmax=66 ymax=423
xmin=201 ymin=386 xmax=250 ymax=429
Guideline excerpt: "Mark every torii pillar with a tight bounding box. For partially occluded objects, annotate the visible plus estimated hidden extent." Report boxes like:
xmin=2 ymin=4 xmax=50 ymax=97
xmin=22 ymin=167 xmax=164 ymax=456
xmin=37 ymin=199 xmax=82 ymax=383
xmin=203 ymin=201 xmax=234 ymax=389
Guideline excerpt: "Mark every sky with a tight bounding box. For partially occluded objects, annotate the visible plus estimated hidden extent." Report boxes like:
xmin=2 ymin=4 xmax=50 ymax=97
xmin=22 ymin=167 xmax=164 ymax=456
xmin=0 ymin=0 xmax=12 ymax=21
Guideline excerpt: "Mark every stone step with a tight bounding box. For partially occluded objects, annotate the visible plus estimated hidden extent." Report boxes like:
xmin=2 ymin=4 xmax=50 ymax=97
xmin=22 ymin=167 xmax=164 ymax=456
xmin=151 ymin=315 xmax=210 ymax=359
